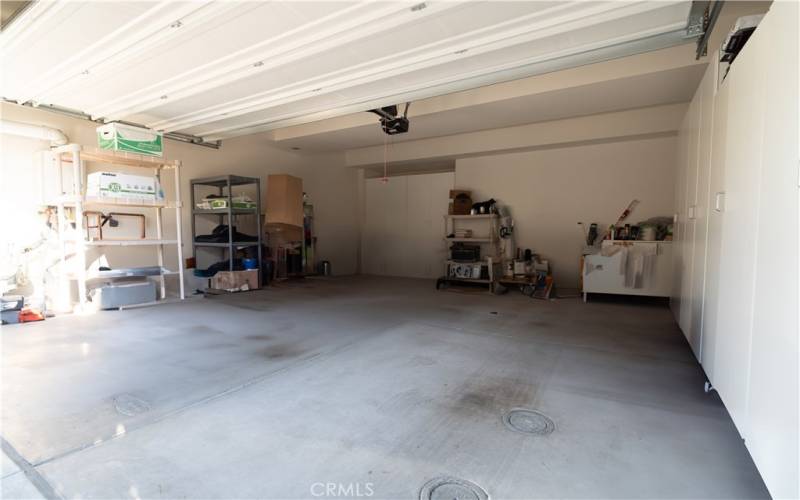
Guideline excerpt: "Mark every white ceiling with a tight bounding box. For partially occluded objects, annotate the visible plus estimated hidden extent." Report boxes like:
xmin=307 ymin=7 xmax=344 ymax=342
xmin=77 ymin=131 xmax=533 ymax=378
xmin=275 ymin=64 xmax=706 ymax=151
xmin=1 ymin=1 xmax=694 ymax=142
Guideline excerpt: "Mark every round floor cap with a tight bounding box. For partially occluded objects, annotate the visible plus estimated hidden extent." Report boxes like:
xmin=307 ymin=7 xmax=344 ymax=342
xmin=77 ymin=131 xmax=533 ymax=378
xmin=419 ymin=476 xmax=489 ymax=500
xmin=502 ymin=408 xmax=555 ymax=435
xmin=113 ymin=393 xmax=151 ymax=416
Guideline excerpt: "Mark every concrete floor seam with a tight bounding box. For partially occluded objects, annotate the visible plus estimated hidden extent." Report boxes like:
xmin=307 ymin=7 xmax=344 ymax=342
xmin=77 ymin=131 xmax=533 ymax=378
xmin=1 ymin=436 xmax=62 ymax=500
xmin=26 ymin=323 xmax=401 ymax=470
xmin=0 ymin=467 xmax=22 ymax=480
xmin=32 ymin=335 xmax=371 ymax=469
xmin=526 ymin=348 xmax=563 ymax=411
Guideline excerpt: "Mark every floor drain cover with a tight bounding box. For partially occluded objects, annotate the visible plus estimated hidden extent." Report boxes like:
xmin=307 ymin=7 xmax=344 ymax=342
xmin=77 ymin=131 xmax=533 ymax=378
xmin=113 ymin=394 xmax=151 ymax=416
xmin=419 ymin=476 xmax=488 ymax=500
xmin=502 ymin=408 xmax=555 ymax=435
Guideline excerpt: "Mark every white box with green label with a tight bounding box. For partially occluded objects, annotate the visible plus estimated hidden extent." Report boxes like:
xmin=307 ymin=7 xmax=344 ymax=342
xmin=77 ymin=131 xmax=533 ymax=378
xmin=97 ymin=123 xmax=163 ymax=157
xmin=86 ymin=172 xmax=165 ymax=203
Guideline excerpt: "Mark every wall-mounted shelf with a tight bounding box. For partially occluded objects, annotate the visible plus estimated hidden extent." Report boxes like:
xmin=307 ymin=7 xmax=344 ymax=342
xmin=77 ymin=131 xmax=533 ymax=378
xmin=85 ymin=239 xmax=179 ymax=247
xmin=82 ymin=266 xmax=177 ymax=281
xmin=444 ymin=237 xmax=497 ymax=243
xmin=444 ymin=214 xmax=499 ymax=220
xmin=192 ymin=208 xmax=257 ymax=215
xmin=193 ymin=241 xmax=259 ymax=248
xmin=53 ymin=194 xmax=177 ymax=209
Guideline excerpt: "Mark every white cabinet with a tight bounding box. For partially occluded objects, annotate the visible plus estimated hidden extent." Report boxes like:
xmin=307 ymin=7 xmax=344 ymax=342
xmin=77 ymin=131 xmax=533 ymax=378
xmin=670 ymin=110 xmax=689 ymax=321
xmin=711 ymin=17 xmax=767 ymax=438
xmin=672 ymin=2 xmax=799 ymax=497
xmin=672 ymin=57 xmax=718 ymax=361
xmin=700 ymin=69 xmax=729 ymax=382
xmin=583 ymin=241 xmax=673 ymax=299
xmin=687 ymin=66 xmax=716 ymax=360
xmin=678 ymin=91 xmax=700 ymax=342
xmin=744 ymin=2 xmax=799 ymax=496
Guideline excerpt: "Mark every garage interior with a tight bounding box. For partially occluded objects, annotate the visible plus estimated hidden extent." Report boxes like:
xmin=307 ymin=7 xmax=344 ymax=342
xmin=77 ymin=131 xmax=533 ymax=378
xmin=0 ymin=1 xmax=797 ymax=499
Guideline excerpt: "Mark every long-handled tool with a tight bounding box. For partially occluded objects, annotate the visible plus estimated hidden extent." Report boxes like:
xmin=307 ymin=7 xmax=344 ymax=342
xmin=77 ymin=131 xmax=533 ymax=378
xmin=615 ymin=199 xmax=640 ymax=226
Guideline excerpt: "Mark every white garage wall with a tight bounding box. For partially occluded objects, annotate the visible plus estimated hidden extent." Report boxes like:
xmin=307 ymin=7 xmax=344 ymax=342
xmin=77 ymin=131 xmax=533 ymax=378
xmin=455 ymin=135 xmax=677 ymax=289
xmin=362 ymin=172 xmax=453 ymax=279
xmin=0 ymin=103 xmax=360 ymax=301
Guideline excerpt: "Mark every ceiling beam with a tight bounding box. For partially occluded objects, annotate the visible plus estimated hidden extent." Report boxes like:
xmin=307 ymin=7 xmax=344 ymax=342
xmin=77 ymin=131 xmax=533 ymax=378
xmin=344 ymin=103 xmax=687 ymax=167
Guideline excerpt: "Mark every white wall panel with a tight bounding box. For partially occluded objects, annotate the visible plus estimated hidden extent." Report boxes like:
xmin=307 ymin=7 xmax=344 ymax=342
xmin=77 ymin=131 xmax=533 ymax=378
xmin=456 ymin=136 xmax=677 ymax=288
xmin=363 ymin=176 xmax=407 ymax=276
xmin=363 ymin=172 xmax=454 ymax=279
xmin=406 ymin=174 xmax=451 ymax=278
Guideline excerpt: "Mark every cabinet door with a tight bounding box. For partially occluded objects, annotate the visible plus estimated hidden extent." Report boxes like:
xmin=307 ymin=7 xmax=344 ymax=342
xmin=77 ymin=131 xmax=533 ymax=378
xmin=712 ymin=23 xmax=768 ymax=438
xmin=670 ymin=112 xmax=690 ymax=322
xmin=688 ymin=64 xmax=717 ymax=359
xmin=701 ymin=66 xmax=729 ymax=382
xmin=679 ymin=91 xmax=702 ymax=347
xmin=746 ymin=2 xmax=799 ymax=497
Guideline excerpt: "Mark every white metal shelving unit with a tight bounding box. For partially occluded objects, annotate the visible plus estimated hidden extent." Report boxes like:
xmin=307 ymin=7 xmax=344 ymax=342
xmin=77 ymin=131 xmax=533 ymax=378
xmin=49 ymin=144 xmax=185 ymax=310
xmin=442 ymin=213 xmax=501 ymax=291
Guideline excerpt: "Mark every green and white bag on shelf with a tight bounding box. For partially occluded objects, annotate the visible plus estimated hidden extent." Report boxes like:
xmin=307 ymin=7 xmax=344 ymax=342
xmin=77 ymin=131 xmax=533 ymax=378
xmin=97 ymin=123 xmax=163 ymax=157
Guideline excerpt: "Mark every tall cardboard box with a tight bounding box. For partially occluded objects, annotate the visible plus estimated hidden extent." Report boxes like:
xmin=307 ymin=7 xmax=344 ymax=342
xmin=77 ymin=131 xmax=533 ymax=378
xmin=266 ymin=174 xmax=303 ymax=227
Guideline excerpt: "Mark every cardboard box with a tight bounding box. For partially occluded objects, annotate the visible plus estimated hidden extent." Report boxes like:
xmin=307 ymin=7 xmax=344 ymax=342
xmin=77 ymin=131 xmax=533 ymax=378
xmin=86 ymin=171 xmax=165 ymax=203
xmin=97 ymin=122 xmax=163 ymax=157
xmin=266 ymin=174 xmax=303 ymax=227
xmin=211 ymin=270 xmax=260 ymax=292
xmin=449 ymin=189 xmax=472 ymax=215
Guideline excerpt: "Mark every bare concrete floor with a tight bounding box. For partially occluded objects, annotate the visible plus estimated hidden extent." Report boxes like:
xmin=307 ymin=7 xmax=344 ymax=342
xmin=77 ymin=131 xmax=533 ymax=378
xmin=1 ymin=276 xmax=768 ymax=499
